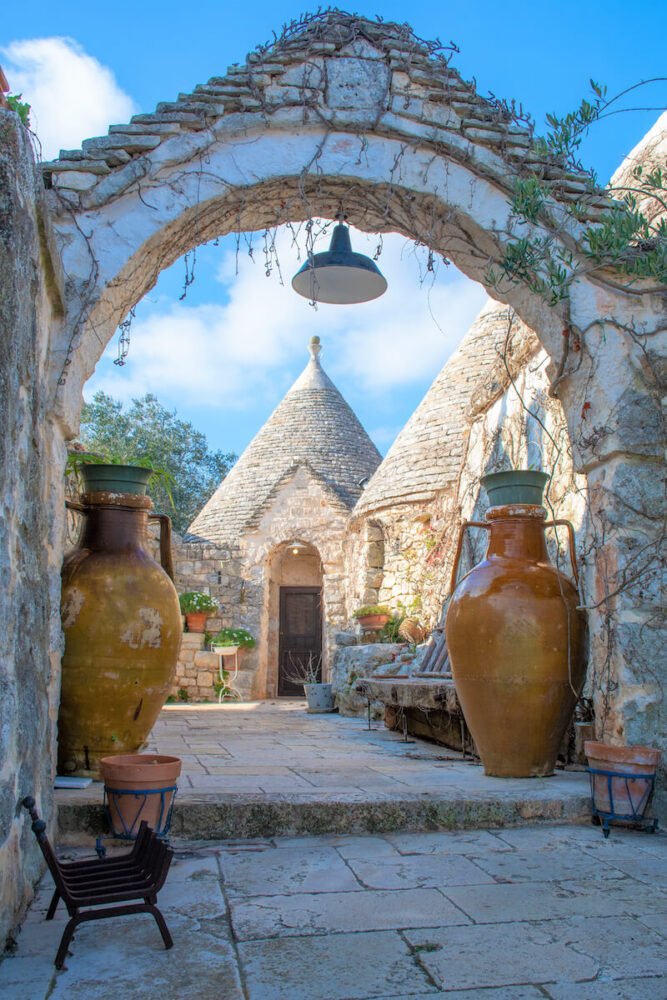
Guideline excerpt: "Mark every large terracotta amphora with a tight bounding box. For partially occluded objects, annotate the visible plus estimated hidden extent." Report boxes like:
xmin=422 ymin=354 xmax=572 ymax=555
xmin=446 ymin=499 xmax=587 ymax=777
xmin=58 ymin=485 xmax=181 ymax=777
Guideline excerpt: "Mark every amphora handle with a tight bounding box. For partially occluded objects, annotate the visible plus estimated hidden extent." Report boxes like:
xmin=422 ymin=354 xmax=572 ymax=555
xmin=450 ymin=522 xmax=489 ymax=593
xmin=65 ymin=499 xmax=87 ymax=514
xmin=543 ymin=519 xmax=579 ymax=586
xmin=148 ymin=513 xmax=175 ymax=582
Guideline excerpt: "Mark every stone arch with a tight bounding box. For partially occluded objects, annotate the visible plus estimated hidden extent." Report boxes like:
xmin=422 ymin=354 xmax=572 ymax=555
xmin=39 ymin=14 xmax=664 ymax=763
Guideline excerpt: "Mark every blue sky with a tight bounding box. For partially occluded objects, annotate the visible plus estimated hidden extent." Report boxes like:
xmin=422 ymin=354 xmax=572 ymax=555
xmin=4 ymin=2 xmax=666 ymax=457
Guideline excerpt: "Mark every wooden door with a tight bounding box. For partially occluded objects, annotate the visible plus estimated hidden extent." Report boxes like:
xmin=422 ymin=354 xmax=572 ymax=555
xmin=278 ymin=587 xmax=322 ymax=696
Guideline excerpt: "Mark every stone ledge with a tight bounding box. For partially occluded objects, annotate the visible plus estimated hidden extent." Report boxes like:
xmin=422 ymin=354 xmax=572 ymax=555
xmin=56 ymin=791 xmax=591 ymax=843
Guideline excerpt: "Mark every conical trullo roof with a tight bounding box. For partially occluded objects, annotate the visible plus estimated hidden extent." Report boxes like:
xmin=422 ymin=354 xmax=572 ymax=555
xmin=353 ymin=300 xmax=538 ymax=515
xmin=187 ymin=338 xmax=382 ymax=543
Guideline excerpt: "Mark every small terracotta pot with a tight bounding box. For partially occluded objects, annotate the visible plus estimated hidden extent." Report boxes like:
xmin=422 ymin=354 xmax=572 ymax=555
xmin=584 ymin=741 xmax=661 ymax=817
xmin=357 ymin=613 xmax=390 ymax=632
xmin=100 ymin=753 xmax=182 ymax=838
xmin=185 ymin=612 xmax=208 ymax=633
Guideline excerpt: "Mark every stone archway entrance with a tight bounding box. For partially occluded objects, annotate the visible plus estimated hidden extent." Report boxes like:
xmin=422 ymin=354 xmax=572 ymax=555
xmin=40 ymin=11 xmax=664 ymax=761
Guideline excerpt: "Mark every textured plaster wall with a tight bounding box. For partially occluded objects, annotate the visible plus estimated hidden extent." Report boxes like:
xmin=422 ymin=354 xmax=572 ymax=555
xmin=0 ymin=112 xmax=67 ymax=946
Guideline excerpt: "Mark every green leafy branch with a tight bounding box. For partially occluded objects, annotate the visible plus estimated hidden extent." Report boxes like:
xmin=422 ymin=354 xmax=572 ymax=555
xmin=6 ymin=93 xmax=31 ymax=127
xmin=489 ymin=80 xmax=667 ymax=303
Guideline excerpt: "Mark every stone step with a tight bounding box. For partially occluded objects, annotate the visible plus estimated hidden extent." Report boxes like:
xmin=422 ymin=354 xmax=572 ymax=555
xmin=56 ymin=786 xmax=589 ymax=844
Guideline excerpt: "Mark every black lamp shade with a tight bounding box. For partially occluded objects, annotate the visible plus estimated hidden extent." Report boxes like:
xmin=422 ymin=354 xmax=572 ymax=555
xmin=291 ymin=224 xmax=388 ymax=304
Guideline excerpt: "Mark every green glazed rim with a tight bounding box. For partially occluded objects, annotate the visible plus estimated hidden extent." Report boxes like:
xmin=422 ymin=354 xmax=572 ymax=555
xmin=81 ymin=464 xmax=153 ymax=496
xmin=481 ymin=470 xmax=550 ymax=507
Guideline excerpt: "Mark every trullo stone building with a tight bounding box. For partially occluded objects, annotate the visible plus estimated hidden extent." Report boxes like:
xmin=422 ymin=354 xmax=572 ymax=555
xmin=176 ymin=337 xmax=381 ymax=699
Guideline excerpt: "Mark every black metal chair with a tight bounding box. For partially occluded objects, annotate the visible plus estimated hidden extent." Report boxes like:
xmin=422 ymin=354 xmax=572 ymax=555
xmin=22 ymin=796 xmax=174 ymax=969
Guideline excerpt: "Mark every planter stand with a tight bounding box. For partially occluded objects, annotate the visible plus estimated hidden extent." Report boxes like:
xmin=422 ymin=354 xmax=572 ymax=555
xmin=103 ymin=783 xmax=178 ymax=840
xmin=100 ymin=753 xmax=181 ymax=841
xmin=211 ymin=645 xmax=242 ymax=702
xmin=587 ymin=766 xmax=658 ymax=838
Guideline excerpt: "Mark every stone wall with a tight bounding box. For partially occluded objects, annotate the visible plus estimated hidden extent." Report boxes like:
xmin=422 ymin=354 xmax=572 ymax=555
xmin=0 ymin=111 xmax=67 ymax=947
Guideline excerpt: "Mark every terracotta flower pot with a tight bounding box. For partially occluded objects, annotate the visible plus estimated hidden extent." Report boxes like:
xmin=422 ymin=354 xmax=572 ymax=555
xmin=357 ymin=613 xmax=390 ymax=632
xmin=584 ymin=741 xmax=661 ymax=831
xmin=100 ymin=753 xmax=182 ymax=839
xmin=185 ymin=612 xmax=208 ymax=633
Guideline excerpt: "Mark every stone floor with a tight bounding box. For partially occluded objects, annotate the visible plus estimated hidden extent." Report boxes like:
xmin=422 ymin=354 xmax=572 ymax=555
xmin=2 ymin=823 xmax=665 ymax=998
xmin=56 ymin=702 xmax=592 ymax=840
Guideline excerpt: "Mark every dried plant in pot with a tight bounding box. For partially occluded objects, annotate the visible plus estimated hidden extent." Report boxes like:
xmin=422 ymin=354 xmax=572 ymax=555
xmin=283 ymin=652 xmax=334 ymax=713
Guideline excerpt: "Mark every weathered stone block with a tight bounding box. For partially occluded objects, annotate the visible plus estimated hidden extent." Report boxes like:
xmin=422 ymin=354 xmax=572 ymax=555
xmin=326 ymin=57 xmax=389 ymax=110
xmin=52 ymin=171 xmax=99 ymax=192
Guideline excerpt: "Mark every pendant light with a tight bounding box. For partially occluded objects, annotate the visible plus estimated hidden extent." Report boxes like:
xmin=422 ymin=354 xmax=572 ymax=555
xmin=291 ymin=217 xmax=388 ymax=304
xmin=287 ymin=540 xmax=308 ymax=556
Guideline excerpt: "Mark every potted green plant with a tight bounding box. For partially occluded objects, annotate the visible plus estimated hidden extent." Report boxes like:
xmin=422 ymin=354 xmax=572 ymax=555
xmin=282 ymin=653 xmax=334 ymax=713
xmin=353 ymin=604 xmax=392 ymax=632
xmin=210 ymin=627 xmax=256 ymax=655
xmin=179 ymin=592 xmax=218 ymax=633
xmin=67 ymin=450 xmax=175 ymax=499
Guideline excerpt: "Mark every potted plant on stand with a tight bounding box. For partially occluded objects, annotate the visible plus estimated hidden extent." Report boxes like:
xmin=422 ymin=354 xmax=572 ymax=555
xmin=210 ymin=628 xmax=256 ymax=703
xmin=210 ymin=627 xmax=256 ymax=656
xmin=179 ymin=592 xmax=218 ymax=633
xmin=59 ymin=451 xmax=180 ymax=777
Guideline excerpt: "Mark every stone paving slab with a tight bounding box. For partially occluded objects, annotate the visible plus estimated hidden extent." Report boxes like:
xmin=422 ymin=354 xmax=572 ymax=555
xmin=3 ymin=823 xmax=665 ymax=999
xmin=55 ymin=703 xmax=593 ymax=842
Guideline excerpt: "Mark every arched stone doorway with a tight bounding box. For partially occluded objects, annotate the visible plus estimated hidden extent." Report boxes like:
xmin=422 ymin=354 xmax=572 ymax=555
xmin=30 ymin=13 xmax=667 ymax=787
xmin=265 ymin=542 xmax=324 ymax=698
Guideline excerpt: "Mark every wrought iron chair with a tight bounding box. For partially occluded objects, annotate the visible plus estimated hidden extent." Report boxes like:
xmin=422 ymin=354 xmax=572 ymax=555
xmin=22 ymin=797 xmax=174 ymax=969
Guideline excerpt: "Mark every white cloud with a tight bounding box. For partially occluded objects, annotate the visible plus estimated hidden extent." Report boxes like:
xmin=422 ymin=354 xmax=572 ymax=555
xmin=87 ymin=226 xmax=488 ymax=413
xmin=1 ymin=37 xmax=136 ymax=160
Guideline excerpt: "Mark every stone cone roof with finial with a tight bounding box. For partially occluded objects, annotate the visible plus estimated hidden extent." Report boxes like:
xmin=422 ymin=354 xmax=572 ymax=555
xmin=353 ymin=300 xmax=539 ymax=515
xmin=186 ymin=338 xmax=382 ymax=543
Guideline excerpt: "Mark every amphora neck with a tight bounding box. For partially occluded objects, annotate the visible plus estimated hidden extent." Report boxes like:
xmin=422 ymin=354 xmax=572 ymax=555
xmin=485 ymin=504 xmax=548 ymax=563
xmin=78 ymin=493 xmax=152 ymax=553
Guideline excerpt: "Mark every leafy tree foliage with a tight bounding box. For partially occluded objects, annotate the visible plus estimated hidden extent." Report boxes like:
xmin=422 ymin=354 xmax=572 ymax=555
xmin=79 ymin=392 xmax=236 ymax=533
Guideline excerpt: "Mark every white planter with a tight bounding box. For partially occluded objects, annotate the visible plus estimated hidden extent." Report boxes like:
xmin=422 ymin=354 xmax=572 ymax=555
xmin=303 ymin=683 xmax=335 ymax=713
xmin=211 ymin=645 xmax=240 ymax=656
